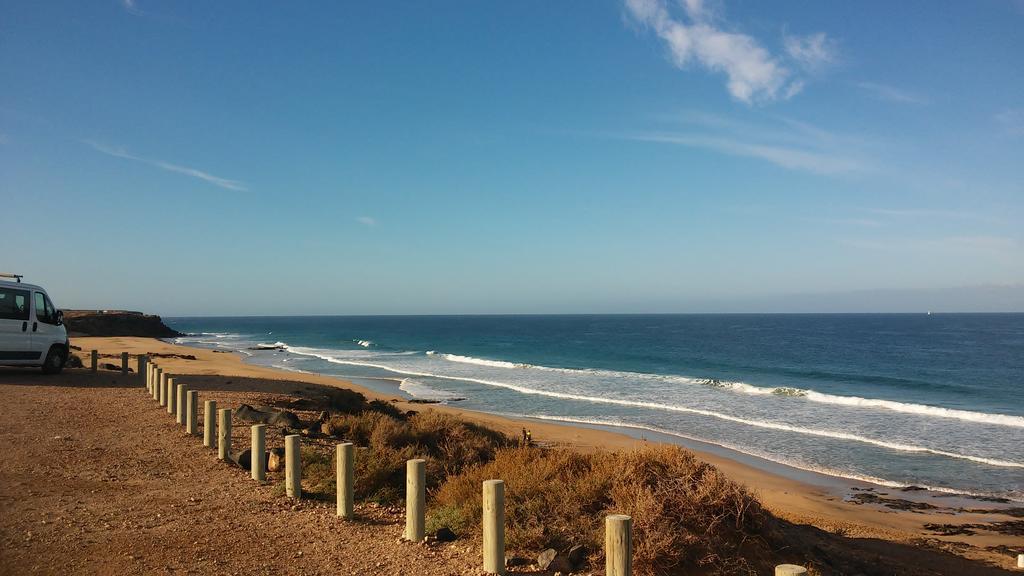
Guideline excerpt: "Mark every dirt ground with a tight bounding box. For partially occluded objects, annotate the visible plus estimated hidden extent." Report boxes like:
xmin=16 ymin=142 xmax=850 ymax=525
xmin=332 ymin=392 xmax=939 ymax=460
xmin=0 ymin=367 xmax=486 ymax=576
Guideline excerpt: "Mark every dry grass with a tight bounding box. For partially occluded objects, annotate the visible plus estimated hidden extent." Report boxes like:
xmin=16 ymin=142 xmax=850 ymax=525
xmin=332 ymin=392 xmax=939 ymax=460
xmin=320 ymin=409 xmax=510 ymax=503
xmin=298 ymin=407 xmax=770 ymax=574
xmin=429 ymin=445 xmax=768 ymax=576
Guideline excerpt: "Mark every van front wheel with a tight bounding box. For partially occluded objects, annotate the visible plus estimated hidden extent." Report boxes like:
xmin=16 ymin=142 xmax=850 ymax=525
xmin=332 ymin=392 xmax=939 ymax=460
xmin=41 ymin=346 xmax=66 ymax=375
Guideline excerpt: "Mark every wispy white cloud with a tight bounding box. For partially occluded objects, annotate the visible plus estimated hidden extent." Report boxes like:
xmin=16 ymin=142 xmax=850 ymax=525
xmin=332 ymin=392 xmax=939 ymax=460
xmin=842 ymin=235 xmax=1018 ymax=255
xmin=801 ymin=217 xmax=882 ymax=228
xmin=783 ymin=32 xmax=836 ymax=71
xmin=356 ymin=216 xmax=377 ymax=226
xmin=866 ymin=208 xmax=991 ymax=221
xmin=624 ymin=0 xmax=831 ymax=104
xmin=621 ymin=111 xmax=870 ymax=174
xmin=84 ymin=140 xmax=247 ymax=191
xmin=995 ymin=108 xmax=1024 ymax=136
xmin=856 ymin=82 xmax=927 ymax=105
xmin=627 ymin=132 xmax=862 ymax=174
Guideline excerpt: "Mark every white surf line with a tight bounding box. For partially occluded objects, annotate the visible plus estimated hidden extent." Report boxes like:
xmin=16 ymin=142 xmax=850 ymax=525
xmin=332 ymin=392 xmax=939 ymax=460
xmin=506 ymin=412 xmax=1023 ymax=502
xmin=436 ymin=352 xmax=1024 ymax=429
xmin=282 ymin=347 xmax=1024 ymax=469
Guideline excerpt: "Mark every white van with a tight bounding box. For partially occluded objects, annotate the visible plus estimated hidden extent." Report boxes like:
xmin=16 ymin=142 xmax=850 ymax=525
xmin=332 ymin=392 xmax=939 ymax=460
xmin=0 ymin=274 xmax=69 ymax=373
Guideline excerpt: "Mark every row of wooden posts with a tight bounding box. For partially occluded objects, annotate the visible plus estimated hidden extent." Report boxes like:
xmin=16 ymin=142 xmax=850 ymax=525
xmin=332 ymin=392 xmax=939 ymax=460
xmin=106 ymin=350 xmax=813 ymax=576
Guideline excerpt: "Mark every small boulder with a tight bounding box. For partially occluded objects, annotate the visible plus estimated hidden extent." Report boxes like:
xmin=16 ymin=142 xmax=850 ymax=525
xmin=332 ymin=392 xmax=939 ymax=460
xmin=537 ymin=549 xmax=556 ymax=569
xmin=505 ymin=556 xmax=530 ymax=568
xmin=268 ymin=447 xmax=285 ymax=472
xmin=537 ymin=548 xmax=572 ymax=572
xmin=433 ymin=527 xmax=457 ymax=542
xmin=567 ymin=544 xmax=587 ymax=567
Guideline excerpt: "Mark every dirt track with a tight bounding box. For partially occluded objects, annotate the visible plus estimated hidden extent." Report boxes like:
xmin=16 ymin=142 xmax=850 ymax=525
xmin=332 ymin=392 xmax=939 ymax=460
xmin=0 ymin=368 xmax=482 ymax=576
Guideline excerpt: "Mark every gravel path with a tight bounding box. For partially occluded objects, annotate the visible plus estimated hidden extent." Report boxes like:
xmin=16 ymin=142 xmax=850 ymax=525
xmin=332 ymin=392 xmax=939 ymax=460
xmin=0 ymin=368 xmax=487 ymax=575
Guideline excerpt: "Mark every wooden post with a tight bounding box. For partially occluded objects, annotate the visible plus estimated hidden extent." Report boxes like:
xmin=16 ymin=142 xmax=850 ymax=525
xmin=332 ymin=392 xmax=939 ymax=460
xmin=606 ymin=514 xmax=632 ymax=576
xmin=483 ymin=480 xmax=505 ymax=574
xmin=121 ymin=352 xmax=129 ymax=374
xmin=336 ymin=443 xmax=354 ymax=519
xmin=405 ymin=459 xmax=425 ymax=541
xmin=137 ymin=355 xmax=147 ymax=381
xmin=186 ymin=391 xmax=199 ymax=435
xmin=1016 ymin=554 xmax=1023 ymax=569
xmin=203 ymin=400 xmax=217 ymax=447
xmin=285 ymin=434 xmax=301 ymax=499
xmin=152 ymin=366 xmax=160 ymax=400
xmin=251 ymin=424 xmax=266 ymax=482
xmin=775 ymin=566 xmax=808 ymax=576
xmin=166 ymin=377 xmax=176 ymax=415
xmin=158 ymin=370 xmax=167 ymax=406
xmin=175 ymin=383 xmax=187 ymax=425
xmin=90 ymin=350 xmax=97 ymax=371
xmin=217 ymin=408 xmax=231 ymax=460
xmin=146 ymin=363 xmax=152 ymax=393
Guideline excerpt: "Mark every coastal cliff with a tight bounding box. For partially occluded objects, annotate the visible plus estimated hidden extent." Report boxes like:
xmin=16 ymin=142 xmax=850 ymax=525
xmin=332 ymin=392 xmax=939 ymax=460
xmin=63 ymin=310 xmax=182 ymax=338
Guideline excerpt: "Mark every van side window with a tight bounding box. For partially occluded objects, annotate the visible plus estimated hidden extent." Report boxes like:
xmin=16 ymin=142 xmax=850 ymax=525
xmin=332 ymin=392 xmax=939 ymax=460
xmin=34 ymin=292 xmax=56 ymax=324
xmin=0 ymin=288 xmax=31 ymax=321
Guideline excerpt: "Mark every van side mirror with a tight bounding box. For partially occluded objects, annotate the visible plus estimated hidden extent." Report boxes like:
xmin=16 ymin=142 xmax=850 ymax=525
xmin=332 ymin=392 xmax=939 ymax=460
xmin=55 ymin=310 xmax=64 ymax=326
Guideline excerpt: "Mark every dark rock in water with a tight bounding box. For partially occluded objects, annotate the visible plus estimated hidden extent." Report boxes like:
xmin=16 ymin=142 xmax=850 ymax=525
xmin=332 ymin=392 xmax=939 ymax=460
xmin=408 ymin=399 xmax=441 ymax=404
xmin=249 ymin=343 xmax=285 ymax=351
xmin=505 ymin=556 xmax=530 ymax=568
xmin=901 ymin=485 xmax=927 ymax=492
xmin=567 ymin=544 xmax=587 ymax=567
xmin=433 ymin=527 xmax=457 ymax=542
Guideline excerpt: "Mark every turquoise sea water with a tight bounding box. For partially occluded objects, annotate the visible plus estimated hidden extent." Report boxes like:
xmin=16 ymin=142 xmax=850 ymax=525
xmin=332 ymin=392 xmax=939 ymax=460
xmin=167 ymin=314 xmax=1024 ymax=500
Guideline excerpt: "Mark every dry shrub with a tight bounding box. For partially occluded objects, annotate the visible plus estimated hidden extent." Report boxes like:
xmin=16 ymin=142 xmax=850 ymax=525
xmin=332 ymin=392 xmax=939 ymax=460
xmin=429 ymin=445 xmax=766 ymax=576
xmin=320 ymin=409 xmax=510 ymax=504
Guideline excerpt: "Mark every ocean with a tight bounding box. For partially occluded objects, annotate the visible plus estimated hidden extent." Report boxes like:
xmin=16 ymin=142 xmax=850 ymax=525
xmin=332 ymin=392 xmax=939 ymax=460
xmin=166 ymin=314 xmax=1024 ymax=501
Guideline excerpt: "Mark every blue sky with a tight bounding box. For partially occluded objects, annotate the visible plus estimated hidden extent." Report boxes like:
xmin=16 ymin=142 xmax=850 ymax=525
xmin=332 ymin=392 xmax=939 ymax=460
xmin=1 ymin=0 xmax=1022 ymax=315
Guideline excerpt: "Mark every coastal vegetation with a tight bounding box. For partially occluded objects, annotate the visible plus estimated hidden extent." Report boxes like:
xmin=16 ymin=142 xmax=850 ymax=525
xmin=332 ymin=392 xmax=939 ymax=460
xmin=301 ymin=401 xmax=770 ymax=575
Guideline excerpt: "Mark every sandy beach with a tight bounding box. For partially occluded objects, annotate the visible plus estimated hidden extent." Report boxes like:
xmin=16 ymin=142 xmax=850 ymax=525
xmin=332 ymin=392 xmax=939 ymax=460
xmin=0 ymin=336 xmax=1020 ymax=575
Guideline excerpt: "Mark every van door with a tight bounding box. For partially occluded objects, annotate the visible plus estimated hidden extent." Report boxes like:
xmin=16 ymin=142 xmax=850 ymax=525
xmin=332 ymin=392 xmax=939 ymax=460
xmin=32 ymin=291 xmax=61 ymax=358
xmin=0 ymin=286 xmax=37 ymax=362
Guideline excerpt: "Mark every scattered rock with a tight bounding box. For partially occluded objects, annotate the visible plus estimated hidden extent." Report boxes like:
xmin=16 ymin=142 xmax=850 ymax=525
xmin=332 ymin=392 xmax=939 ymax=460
xmin=567 ymin=544 xmax=587 ymax=567
xmin=433 ymin=527 xmax=457 ymax=542
xmin=268 ymin=448 xmax=285 ymax=472
xmin=234 ymin=404 xmax=301 ymax=428
xmin=505 ymin=556 xmax=530 ymax=568
xmin=537 ymin=548 xmax=573 ymax=572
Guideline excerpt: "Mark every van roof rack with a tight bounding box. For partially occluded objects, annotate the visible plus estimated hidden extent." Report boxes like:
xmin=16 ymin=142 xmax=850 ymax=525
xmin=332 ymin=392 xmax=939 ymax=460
xmin=0 ymin=273 xmax=24 ymax=283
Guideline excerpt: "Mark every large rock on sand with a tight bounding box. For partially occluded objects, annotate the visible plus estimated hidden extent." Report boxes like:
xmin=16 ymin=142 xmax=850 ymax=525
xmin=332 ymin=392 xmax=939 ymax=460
xmin=234 ymin=404 xmax=301 ymax=428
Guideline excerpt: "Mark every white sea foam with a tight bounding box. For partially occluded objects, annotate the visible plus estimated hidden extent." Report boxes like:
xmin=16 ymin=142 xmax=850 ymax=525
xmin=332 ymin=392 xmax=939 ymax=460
xmin=508 ymin=413 xmax=1023 ymax=502
xmin=399 ymin=378 xmax=463 ymax=401
xmin=277 ymin=346 xmax=1023 ymax=469
xmin=355 ymin=340 xmax=374 ymax=348
xmin=435 ymin=352 xmax=1024 ymax=428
